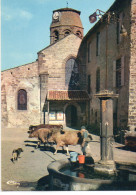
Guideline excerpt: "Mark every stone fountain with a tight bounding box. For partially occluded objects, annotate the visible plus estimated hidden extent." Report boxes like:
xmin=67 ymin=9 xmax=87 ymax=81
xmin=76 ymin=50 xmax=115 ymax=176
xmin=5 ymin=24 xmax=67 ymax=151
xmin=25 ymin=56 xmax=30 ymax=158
xmin=47 ymin=90 xmax=136 ymax=190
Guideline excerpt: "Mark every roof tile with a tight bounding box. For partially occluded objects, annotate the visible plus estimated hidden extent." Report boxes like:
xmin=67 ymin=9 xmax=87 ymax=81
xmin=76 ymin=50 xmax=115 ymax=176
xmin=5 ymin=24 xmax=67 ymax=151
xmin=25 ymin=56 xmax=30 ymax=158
xmin=47 ymin=90 xmax=89 ymax=101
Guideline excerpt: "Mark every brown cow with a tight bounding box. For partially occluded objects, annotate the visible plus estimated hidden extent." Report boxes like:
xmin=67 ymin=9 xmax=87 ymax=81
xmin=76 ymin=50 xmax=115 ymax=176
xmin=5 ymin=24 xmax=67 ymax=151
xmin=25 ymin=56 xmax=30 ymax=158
xmin=28 ymin=124 xmax=63 ymax=134
xmin=28 ymin=128 xmax=52 ymax=148
xmin=48 ymin=130 xmax=92 ymax=155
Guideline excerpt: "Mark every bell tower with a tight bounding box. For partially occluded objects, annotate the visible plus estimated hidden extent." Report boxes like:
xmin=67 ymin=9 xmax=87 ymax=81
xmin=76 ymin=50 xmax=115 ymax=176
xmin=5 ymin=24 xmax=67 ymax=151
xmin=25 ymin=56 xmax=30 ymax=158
xmin=50 ymin=8 xmax=84 ymax=44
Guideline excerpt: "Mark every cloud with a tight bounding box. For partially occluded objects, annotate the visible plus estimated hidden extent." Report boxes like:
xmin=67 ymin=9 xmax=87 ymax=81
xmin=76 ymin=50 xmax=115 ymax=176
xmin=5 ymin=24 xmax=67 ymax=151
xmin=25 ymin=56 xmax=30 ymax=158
xmin=2 ymin=6 xmax=33 ymax=21
xmin=20 ymin=10 xmax=33 ymax=20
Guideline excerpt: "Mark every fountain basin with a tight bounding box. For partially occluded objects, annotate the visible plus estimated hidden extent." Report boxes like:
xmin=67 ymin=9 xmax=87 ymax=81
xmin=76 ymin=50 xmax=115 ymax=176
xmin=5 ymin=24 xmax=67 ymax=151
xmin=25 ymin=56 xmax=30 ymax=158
xmin=47 ymin=159 xmax=136 ymax=191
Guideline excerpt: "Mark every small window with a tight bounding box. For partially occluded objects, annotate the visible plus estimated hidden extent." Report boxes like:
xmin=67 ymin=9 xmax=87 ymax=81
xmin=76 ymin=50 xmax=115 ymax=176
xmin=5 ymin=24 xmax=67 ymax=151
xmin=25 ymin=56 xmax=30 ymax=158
xmin=117 ymin=12 xmax=123 ymax=44
xmin=88 ymin=42 xmax=91 ymax=62
xmin=18 ymin=89 xmax=27 ymax=110
xmin=116 ymin=58 xmax=121 ymax=88
xmin=96 ymin=68 xmax=100 ymax=92
xmin=76 ymin=31 xmax=82 ymax=38
xmin=87 ymin=75 xmax=91 ymax=94
xmin=113 ymin=56 xmax=124 ymax=89
xmin=54 ymin=30 xmax=59 ymax=42
xmin=64 ymin=30 xmax=71 ymax=37
xmin=95 ymin=111 xmax=97 ymax=124
xmin=96 ymin=32 xmax=100 ymax=56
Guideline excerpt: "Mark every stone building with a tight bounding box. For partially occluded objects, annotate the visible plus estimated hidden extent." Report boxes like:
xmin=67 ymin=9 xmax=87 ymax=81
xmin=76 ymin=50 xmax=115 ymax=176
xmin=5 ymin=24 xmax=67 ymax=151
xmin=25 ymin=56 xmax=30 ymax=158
xmin=1 ymin=0 xmax=136 ymax=132
xmin=80 ymin=0 xmax=136 ymax=131
xmin=1 ymin=8 xmax=89 ymax=128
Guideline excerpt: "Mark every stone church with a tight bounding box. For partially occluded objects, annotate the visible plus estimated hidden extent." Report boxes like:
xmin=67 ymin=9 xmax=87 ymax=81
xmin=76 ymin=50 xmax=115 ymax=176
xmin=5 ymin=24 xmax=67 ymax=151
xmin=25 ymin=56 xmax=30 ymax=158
xmin=1 ymin=8 xmax=89 ymax=128
xmin=1 ymin=0 xmax=136 ymax=132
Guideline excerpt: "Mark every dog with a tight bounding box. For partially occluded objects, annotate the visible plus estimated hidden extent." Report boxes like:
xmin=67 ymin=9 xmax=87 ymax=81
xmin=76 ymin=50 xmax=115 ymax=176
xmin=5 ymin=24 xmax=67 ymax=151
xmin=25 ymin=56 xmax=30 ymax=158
xmin=11 ymin=148 xmax=23 ymax=163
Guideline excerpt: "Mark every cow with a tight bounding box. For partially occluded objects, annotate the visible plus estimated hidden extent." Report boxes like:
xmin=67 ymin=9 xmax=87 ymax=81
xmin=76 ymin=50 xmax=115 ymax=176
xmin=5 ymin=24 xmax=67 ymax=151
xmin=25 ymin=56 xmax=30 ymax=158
xmin=28 ymin=128 xmax=52 ymax=148
xmin=47 ymin=129 xmax=93 ymax=155
xmin=28 ymin=124 xmax=63 ymax=134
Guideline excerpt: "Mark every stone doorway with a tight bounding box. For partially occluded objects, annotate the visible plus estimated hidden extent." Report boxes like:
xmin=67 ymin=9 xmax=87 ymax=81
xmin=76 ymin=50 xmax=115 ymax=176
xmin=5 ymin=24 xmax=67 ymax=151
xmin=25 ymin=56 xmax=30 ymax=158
xmin=65 ymin=105 xmax=77 ymax=128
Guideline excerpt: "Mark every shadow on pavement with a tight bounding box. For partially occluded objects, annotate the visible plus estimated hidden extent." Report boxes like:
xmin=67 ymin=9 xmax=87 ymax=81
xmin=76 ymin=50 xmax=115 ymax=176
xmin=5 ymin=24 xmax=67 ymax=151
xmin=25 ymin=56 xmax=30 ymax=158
xmin=116 ymin=146 xmax=136 ymax=152
xmin=18 ymin=175 xmax=50 ymax=191
xmin=24 ymin=140 xmax=80 ymax=156
xmin=36 ymin=175 xmax=50 ymax=190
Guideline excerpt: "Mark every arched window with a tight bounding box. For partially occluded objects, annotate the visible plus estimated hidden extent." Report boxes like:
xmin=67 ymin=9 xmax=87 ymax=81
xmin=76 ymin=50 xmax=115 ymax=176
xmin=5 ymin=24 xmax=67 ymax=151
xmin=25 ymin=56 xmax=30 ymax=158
xmin=64 ymin=30 xmax=71 ymax=37
xmin=96 ymin=68 xmax=100 ymax=92
xmin=76 ymin=31 xmax=82 ymax=38
xmin=54 ymin=30 xmax=59 ymax=42
xmin=17 ymin=89 xmax=27 ymax=110
xmin=65 ymin=58 xmax=79 ymax=90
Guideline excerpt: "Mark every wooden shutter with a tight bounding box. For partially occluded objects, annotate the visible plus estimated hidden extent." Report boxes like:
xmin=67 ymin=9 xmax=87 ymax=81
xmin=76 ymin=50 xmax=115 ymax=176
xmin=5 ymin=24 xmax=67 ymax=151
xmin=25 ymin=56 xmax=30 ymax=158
xmin=113 ymin=60 xmax=116 ymax=88
xmin=121 ymin=56 xmax=125 ymax=86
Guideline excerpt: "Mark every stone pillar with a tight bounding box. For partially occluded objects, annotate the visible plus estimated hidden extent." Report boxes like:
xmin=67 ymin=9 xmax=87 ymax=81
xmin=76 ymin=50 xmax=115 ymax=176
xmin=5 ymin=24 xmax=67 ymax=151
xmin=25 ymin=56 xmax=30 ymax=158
xmin=94 ymin=90 xmax=118 ymax=174
xmin=100 ymin=98 xmax=114 ymax=163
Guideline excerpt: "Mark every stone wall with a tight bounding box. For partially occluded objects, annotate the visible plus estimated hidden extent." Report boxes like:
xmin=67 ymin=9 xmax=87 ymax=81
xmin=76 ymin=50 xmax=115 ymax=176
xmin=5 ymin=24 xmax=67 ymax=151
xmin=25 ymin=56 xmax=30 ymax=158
xmin=84 ymin=0 xmax=132 ymax=129
xmin=1 ymin=61 xmax=40 ymax=128
xmin=37 ymin=34 xmax=83 ymax=126
xmin=38 ymin=34 xmax=82 ymax=91
xmin=1 ymin=34 xmax=83 ymax=128
xmin=128 ymin=0 xmax=136 ymax=131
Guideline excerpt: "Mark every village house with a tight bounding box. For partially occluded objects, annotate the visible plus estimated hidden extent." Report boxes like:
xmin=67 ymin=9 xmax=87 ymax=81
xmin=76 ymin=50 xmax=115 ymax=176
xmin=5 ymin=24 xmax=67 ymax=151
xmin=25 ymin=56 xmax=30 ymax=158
xmin=78 ymin=0 xmax=136 ymax=132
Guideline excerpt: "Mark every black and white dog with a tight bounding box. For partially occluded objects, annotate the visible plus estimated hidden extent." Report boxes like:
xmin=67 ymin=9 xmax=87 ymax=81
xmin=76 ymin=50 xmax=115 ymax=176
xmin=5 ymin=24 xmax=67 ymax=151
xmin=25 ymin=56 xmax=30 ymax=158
xmin=11 ymin=148 xmax=23 ymax=163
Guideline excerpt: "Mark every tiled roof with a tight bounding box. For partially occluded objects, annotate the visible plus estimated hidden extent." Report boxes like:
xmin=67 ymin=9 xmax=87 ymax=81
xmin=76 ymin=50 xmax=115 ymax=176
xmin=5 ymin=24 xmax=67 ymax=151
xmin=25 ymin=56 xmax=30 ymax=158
xmin=47 ymin=90 xmax=90 ymax=101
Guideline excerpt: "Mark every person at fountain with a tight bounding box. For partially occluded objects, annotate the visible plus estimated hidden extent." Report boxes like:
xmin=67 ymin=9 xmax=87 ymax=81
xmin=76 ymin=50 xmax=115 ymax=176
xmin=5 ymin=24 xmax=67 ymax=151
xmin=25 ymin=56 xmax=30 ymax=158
xmin=81 ymin=126 xmax=90 ymax=155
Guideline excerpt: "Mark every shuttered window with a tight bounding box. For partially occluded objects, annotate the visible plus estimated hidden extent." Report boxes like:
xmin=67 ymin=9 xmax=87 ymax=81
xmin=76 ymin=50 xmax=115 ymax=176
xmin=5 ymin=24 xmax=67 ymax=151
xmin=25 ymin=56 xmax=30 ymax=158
xmin=96 ymin=32 xmax=100 ymax=56
xmin=96 ymin=68 xmax=100 ymax=92
xmin=116 ymin=58 xmax=121 ymax=88
xmin=87 ymin=75 xmax=91 ymax=94
xmin=117 ymin=12 xmax=123 ymax=44
xmin=113 ymin=56 xmax=125 ymax=89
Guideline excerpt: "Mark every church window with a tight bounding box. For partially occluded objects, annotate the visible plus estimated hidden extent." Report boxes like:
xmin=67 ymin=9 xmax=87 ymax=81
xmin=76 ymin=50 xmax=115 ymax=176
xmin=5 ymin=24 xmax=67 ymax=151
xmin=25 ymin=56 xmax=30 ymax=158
xmin=64 ymin=30 xmax=71 ymax=37
xmin=76 ymin=31 xmax=82 ymax=38
xmin=65 ymin=58 xmax=79 ymax=90
xmin=54 ymin=30 xmax=59 ymax=42
xmin=17 ymin=89 xmax=27 ymax=110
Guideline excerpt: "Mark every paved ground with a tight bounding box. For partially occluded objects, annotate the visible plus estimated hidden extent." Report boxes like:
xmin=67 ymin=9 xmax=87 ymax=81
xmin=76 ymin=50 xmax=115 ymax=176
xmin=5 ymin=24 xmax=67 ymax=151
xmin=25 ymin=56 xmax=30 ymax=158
xmin=1 ymin=127 xmax=136 ymax=191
